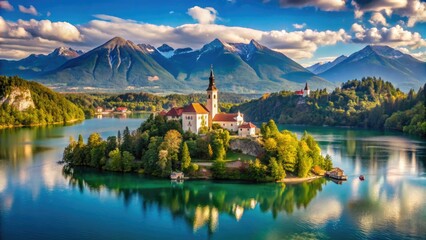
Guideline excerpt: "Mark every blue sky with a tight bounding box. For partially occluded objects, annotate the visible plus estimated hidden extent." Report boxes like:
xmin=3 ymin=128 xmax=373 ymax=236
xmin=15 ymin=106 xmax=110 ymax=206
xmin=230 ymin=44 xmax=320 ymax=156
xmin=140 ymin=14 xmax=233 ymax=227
xmin=1 ymin=0 xmax=426 ymax=66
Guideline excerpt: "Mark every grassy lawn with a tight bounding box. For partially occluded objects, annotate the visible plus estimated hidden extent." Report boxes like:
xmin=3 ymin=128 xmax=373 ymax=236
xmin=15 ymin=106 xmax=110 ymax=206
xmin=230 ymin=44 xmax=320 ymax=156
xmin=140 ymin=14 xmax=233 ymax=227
xmin=225 ymin=151 xmax=256 ymax=162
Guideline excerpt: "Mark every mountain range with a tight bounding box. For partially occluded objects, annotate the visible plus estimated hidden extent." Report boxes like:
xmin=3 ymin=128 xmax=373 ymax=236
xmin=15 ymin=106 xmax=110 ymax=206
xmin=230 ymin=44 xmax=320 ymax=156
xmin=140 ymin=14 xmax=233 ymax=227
xmin=0 ymin=37 xmax=425 ymax=92
xmin=318 ymin=45 xmax=426 ymax=91
xmin=0 ymin=47 xmax=83 ymax=79
xmin=307 ymin=55 xmax=347 ymax=74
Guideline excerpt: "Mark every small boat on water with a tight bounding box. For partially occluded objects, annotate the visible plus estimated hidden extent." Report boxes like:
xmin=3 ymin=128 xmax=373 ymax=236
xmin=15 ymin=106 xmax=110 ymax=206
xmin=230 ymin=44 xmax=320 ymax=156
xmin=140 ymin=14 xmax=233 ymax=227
xmin=359 ymin=175 xmax=365 ymax=181
xmin=170 ymin=171 xmax=188 ymax=180
xmin=325 ymin=168 xmax=348 ymax=180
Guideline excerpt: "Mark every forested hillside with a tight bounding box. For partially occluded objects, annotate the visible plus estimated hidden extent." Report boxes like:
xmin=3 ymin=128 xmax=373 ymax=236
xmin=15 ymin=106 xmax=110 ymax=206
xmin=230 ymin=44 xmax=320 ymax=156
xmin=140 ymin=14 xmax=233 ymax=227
xmin=234 ymin=77 xmax=425 ymax=137
xmin=65 ymin=91 xmax=257 ymax=117
xmin=0 ymin=76 xmax=85 ymax=128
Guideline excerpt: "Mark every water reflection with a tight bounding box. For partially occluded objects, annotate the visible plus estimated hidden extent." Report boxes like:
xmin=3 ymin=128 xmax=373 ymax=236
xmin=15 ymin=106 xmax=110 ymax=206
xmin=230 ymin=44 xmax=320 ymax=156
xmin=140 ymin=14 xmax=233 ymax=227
xmin=62 ymin=167 xmax=327 ymax=234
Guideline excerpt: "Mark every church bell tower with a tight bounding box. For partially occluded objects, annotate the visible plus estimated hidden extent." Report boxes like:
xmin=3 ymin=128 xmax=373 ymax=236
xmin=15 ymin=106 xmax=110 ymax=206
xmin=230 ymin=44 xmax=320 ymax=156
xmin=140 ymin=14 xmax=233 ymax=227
xmin=206 ymin=65 xmax=218 ymax=126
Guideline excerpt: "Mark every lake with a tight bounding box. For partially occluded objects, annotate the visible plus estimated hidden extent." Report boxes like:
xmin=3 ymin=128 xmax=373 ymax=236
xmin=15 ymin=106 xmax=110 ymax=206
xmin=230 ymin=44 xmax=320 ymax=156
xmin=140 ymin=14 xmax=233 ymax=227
xmin=1 ymin=116 xmax=425 ymax=239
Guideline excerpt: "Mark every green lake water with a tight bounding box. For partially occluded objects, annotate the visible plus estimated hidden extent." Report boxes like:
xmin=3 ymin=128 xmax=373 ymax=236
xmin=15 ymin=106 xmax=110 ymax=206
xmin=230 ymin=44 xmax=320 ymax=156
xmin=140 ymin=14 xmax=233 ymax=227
xmin=1 ymin=115 xmax=425 ymax=239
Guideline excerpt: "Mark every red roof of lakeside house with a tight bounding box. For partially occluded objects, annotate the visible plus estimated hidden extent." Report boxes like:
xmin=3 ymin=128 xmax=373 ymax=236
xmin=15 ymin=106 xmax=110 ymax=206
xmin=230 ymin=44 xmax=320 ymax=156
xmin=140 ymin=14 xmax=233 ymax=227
xmin=212 ymin=113 xmax=242 ymax=122
xmin=158 ymin=110 xmax=168 ymax=116
xmin=165 ymin=107 xmax=184 ymax=117
xmin=183 ymin=103 xmax=209 ymax=114
xmin=239 ymin=122 xmax=256 ymax=129
xmin=295 ymin=90 xmax=304 ymax=95
xmin=116 ymin=107 xmax=127 ymax=111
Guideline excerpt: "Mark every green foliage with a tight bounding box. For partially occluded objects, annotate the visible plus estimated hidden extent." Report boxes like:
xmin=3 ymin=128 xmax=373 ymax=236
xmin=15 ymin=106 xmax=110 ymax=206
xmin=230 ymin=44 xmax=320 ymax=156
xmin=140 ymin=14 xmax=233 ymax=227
xmin=104 ymin=148 xmax=135 ymax=172
xmin=211 ymin=138 xmax=226 ymax=160
xmin=323 ymin=154 xmax=333 ymax=171
xmin=269 ymin=157 xmax=286 ymax=181
xmin=0 ymin=76 xmax=84 ymax=128
xmin=247 ymin=159 xmax=268 ymax=182
xmin=181 ymin=142 xmax=191 ymax=173
xmin=235 ymin=78 xmax=426 ymax=138
xmin=211 ymin=160 xmax=227 ymax=179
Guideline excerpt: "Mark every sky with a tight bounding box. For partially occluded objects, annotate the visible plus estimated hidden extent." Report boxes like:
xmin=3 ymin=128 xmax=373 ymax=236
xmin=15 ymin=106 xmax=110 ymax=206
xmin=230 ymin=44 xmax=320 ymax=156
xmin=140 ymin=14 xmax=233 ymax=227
xmin=0 ymin=0 xmax=426 ymax=66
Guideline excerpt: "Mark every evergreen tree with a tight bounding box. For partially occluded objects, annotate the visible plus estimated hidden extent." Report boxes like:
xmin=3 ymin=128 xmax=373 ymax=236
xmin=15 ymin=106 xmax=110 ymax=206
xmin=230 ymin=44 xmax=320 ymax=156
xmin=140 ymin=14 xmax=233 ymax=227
xmin=181 ymin=142 xmax=191 ymax=172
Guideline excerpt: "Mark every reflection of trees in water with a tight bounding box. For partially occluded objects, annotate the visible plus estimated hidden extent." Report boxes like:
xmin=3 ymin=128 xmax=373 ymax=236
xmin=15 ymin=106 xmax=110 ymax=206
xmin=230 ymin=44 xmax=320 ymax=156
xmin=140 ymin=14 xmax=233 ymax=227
xmin=347 ymin=178 xmax=425 ymax=238
xmin=324 ymin=130 xmax=425 ymax=174
xmin=63 ymin=167 xmax=327 ymax=234
xmin=0 ymin=126 xmax=58 ymax=167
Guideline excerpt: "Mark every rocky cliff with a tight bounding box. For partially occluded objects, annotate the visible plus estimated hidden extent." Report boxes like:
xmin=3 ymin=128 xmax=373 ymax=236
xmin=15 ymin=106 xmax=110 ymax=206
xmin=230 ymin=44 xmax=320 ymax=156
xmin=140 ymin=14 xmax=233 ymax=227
xmin=0 ymin=87 xmax=35 ymax=111
xmin=229 ymin=138 xmax=265 ymax=157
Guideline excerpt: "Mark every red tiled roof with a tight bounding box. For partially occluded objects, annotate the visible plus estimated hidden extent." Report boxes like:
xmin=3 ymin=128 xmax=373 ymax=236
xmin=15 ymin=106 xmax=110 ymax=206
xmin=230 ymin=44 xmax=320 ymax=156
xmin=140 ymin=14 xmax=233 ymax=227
xmin=239 ymin=122 xmax=256 ymax=129
xmin=183 ymin=103 xmax=209 ymax=114
xmin=295 ymin=90 xmax=304 ymax=95
xmin=116 ymin=107 xmax=127 ymax=111
xmin=165 ymin=107 xmax=184 ymax=117
xmin=213 ymin=113 xmax=242 ymax=122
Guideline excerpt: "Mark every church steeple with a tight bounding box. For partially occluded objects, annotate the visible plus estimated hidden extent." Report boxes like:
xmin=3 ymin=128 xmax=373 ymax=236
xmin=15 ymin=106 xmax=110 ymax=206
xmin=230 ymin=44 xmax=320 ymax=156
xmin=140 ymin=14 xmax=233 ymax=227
xmin=206 ymin=65 xmax=218 ymax=127
xmin=207 ymin=65 xmax=217 ymax=91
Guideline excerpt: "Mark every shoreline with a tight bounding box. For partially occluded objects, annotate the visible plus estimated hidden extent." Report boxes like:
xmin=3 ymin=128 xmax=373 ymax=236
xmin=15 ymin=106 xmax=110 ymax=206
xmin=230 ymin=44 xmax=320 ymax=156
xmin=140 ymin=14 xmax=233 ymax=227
xmin=0 ymin=118 xmax=84 ymax=130
xmin=277 ymin=175 xmax=322 ymax=183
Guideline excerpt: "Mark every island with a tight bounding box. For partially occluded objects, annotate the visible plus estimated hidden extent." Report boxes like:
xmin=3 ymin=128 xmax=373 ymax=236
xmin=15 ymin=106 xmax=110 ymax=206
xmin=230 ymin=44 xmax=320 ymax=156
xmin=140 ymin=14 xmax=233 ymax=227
xmin=62 ymin=67 xmax=334 ymax=182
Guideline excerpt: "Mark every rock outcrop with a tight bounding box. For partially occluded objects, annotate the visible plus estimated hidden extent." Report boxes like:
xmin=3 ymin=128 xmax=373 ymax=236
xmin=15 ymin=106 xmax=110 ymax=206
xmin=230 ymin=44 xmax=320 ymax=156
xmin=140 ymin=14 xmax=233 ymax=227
xmin=0 ymin=87 xmax=35 ymax=111
xmin=229 ymin=138 xmax=264 ymax=157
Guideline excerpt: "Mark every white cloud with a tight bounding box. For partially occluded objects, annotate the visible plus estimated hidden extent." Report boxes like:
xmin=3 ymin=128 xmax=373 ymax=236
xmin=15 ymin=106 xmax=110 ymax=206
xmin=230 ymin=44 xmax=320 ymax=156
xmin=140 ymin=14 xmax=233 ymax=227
xmin=78 ymin=14 xmax=349 ymax=60
xmin=369 ymin=12 xmax=388 ymax=26
xmin=187 ymin=6 xmax=217 ymax=24
xmin=351 ymin=24 xmax=426 ymax=49
xmin=16 ymin=19 xmax=82 ymax=42
xmin=279 ymin=0 xmax=346 ymax=11
xmin=18 ymin=5 xmax=38 ymax=16
xmin=352 ymin=0 xmax=426 ymax=27
xmin=0 ymin=1 xmax=13 ymax=11
xmin=293 ymin=23 xmax=307 ymax=29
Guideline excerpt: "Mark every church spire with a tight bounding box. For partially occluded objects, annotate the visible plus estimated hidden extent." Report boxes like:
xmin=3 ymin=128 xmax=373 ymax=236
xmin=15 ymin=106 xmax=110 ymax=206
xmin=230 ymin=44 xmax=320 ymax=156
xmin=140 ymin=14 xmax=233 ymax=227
xmin=207 ymin=64 xmax=217 ymax=91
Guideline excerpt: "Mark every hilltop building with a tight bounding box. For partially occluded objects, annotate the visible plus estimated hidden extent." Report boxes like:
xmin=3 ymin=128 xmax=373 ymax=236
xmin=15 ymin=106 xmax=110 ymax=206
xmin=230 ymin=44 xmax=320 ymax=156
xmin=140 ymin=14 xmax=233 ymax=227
xmin=295 ymin=82 xmax=310 ymax=97
xmin=165 ymin=66 xmax=256 ymax=134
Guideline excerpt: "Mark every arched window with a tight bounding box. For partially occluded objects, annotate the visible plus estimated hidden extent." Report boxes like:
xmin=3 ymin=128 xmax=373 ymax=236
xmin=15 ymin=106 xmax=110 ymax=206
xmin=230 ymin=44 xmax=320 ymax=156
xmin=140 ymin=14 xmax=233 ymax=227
xmin=214 ymin=94 xmax=216 ymax=99
xmin=208 ymin=94 xmax=210 ymax=99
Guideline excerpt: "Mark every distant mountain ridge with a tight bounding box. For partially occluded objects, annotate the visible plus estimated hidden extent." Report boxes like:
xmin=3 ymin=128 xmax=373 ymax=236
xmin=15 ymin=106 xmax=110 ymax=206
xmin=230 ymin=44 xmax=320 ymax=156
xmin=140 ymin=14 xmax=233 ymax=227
xmin=319 ymin=45 xmax=426 ymax=91
xmin=307 ymin=55 xmax=347 ymax=74
xmin=30 ymin=37 xmax=335 ymax=92
xmin=0 ymin=47 xmax=83 ymax=79
xmin=1 ymin=38 xmax=425 ymax=93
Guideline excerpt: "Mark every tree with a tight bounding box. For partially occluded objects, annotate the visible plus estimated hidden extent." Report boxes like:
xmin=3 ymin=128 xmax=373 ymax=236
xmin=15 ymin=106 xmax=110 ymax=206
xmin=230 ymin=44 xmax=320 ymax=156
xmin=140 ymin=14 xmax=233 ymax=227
xmin=212 ymin=160 xmax=227 ymax=179
xmin=248 ymin=159 xmax=268 ymax=182
xmin=159 ymin=129 xmax=183 ymax=170
xmin=323 ymin=154 xmax=333 ymax=171
xmin=211 ymin=138 xmax=226 ymax=160
xmin=105 ymin=148 xmax=122 ymax=171
xmin=181 ymin=142 xmax=191 ymax=172
xmin=121 ymin=151 xmax=134 ymax=172
xmin=207 ymin=144 xmax=213 ymax=159
xmin=63 ymin=136 xmax=76 ymax=163
xmin=121 ymin=126 xmax=132 ymax=153
xmin=297 ymin=141 xmax=313 ymax=178
xmin=117 ymin=130 xmax=122 ymax=147
xmin=105 ymin=136 xmax=117 ymax=157
xmin=269 ymin=157 xmax=286 ymax=181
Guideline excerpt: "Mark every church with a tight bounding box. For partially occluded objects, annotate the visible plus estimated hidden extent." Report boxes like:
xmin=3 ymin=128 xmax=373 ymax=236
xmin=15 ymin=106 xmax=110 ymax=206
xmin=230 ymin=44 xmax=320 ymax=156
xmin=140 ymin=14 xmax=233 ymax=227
xmin=165 ymin=66 xmax=252 ymax=134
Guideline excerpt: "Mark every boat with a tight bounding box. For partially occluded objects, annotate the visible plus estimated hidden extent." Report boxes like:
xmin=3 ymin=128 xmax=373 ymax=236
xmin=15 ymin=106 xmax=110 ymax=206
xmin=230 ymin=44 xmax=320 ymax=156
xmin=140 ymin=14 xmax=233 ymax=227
xmin=359 ymin=175 xmax=365 ymax=181
xmin=325 ymin=168 xmax=348 ymax=180
xmin=170 ymin=171 xmax=187 ymax=180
